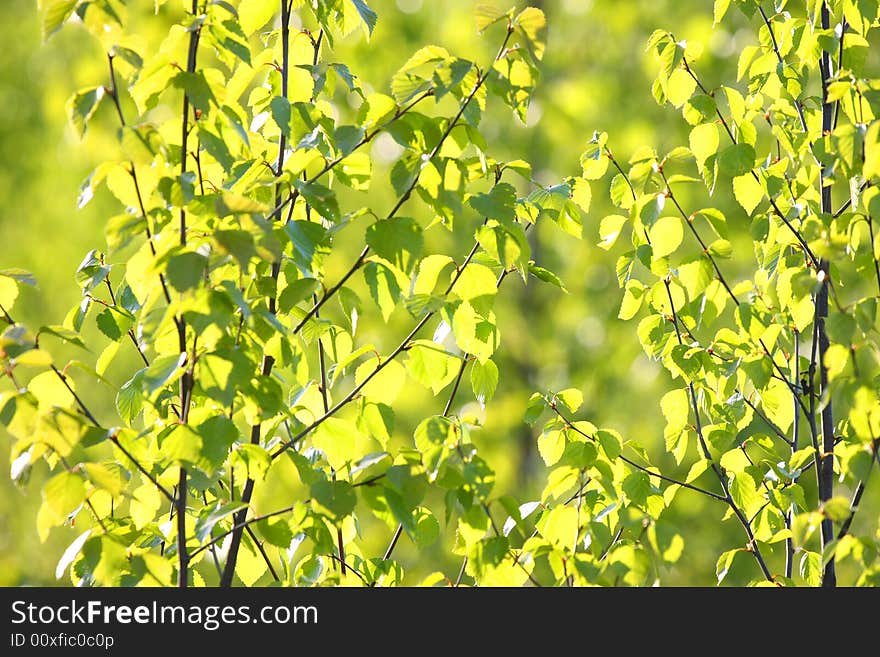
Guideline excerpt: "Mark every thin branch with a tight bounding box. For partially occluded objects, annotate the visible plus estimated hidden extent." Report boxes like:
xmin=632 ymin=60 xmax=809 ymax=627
xmin=109 ymin=434 xmax=175 ymax=503
xmin=554 ymin=408 xmax=726 ymax=503
xmin=291 ymin=28 xmax=514 ymax=335
xmin=56 ymin=452 xmax=108 ymax=533
xmin=104 ymin=277 xmax=149 ymax=367
xmin=599 ymin=526 xmax=624 ymax=562
xmin=107 ymin=54 xmax=174 ymax=307
xmin=604 ymin=147 xmax=637 ymax=202
xmin=786 ymin=330 xmax=800 ymax=578
xmin=50 ymin=365 xmax=100 ymax=427
xmin=173 ymin=0 xmax=202 ymax=590
xmin=326 ymin=553 xmax=368 ymax=585
xmin=220 ymin=0 xmax=291 ymax=586
xmin=51 ymin=357 xmax=177 ymax=504
xmin=189 ymin=503 xmax=298 ymax=559
xmin=834 ymin=180 xmax=870 ymax=218
xmin=741 ymin=394 xmax=792 ymax=445
xmin=454 ymin=557 xmax=468 ymax=587
xmin=244 ymin=524 xmax=280 ymax=582
xmin=663 ymin=172 xmax=812 ymax=420
xmin=663 ymin=282 xmax=773 ymax=581
xmin=835 ymin=438 xmax=879 ymax=541
xmin=273 ymin=216 xmax=509 ymax=460
xmin=382 ymin=525 xmax=403 ymax=562
xmin=682 ymin=56 xmax=819 ymax=266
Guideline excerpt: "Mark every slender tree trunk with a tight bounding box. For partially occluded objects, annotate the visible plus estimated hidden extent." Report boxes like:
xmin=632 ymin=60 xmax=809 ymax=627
xmin=817 ymin=1 xmax=836 ymax=588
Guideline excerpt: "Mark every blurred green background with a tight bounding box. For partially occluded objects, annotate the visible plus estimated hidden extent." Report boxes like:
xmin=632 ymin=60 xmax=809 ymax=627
xmin=1 ymin=0 xmax=873 ymax=586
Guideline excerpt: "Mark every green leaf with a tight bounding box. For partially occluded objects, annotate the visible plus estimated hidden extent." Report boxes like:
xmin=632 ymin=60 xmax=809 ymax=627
xmin=468 ymin=183 xmax=517 ymax=222
xmin=718 ymin=143 xmax=755 ymax=177
xmin=799 ymin=550 xmax=821 ymax=587
xmin=527 ymin=264 xmax=567 ymax=292
xmin=475 ymin=4 xmax=506 ymax=32
xmin=355 ymin=359 xmax=407 ymax=405
xmin=666 ymin=68 xmax=696 ymax=107
xmin=470 ymin=358 xmax=498 ymax=408
xmin=349 ymin=0 xmax=378 ymax=37
xmin=165 ymin=252 xmax=207 ymax=292
xmin=414 ymin=415 xmax=455 ymax=451
xmin=556 ymin=388 xmax=583 ymax=413
xmin=719 ymin=449 xmax=750 ymax=474
xmin=661 ymin=388 xmax=689 ymax=434
xmin=598 ymin=214 xmax=628 ymax=250
xmin=514 ymin=7 xmax=547 ymax=62
xmin=410 ymin=507 xmax=440 ymax=548
xmin=334 ymin=125 xmax=366 ymax=157
xmin=689 ymin=123 xmax=719 ymax=166
xmin=116 ymin=372 xmax=144 ymax=424
xmin=160 ymin=424 xmax=204 ymax=468
xmin=311 ymin=480 xmax=357 ymax=520
xmin=365 ymin=218 xmax=424 ymax=274
xmin=405 ymin=341 xmax=457 ymax=395
xmin=392 ymin=45 xmax=449 ymax=103
xmin=294 ymin=180 xmax=340 ymax=223
xmin=172 ymin=72 xmax=215 ymax=113
xmin=580 ymin=133 xmax=609 ymax=180
xmin=716 ymin=548 xmax=744 ymax=583
xmin=231 ymin=444 xmax=271 ymax=482
xmin=623 ymin=471 xmax=651 ymax=506
xmin=44 ymin=471 xmax=85 ymax=517
xmin=864 ymin=121 xmax=880 ymax=180
xmin=451 ymin=264 xmax=497 ymax=302
xmin=43 ymin=0 xmax=78 ymax=41
xmin=56 ymin=529 xmax=91 ymax=580
xmin=713 ymin=0 xmax=731 ymax=24
xmin=649 ymin=215 xmax=683 ymax=258
xmin=256 ymin=515 xmax=294 ymax=548
xmin=284 ymin=221 xmax=329 ymax=278
xmin=364 ymin=261 xmax=403 ymax=322
xmin=732 ymin=173 xmax=763 ymax=215
xmin=142 ymin=353 xmax=186 ymax=398
xmin=313 ymin=417 xmax=361 ymax=470
xmin=536 ymin=505 xmax=577 ymax=548
xmin=822 ymin=496 xmax=852 ymax=523
xmin=708 ymin=239 xmax=733 ymax=258
xmin=618 ymin=280 xmax=645 ymax=321
xmin=129 ymin=484 xmax=161 ymax=530
xmin=238 ymin=0 xmax=277 ymax=35
xmin=729 ymin=472 xmax=759 ymax=514
xmin=537 ymin=428 xmax=565 ymax=466
xmin=195 ymin=501 xmax=246 ymax=543
xmin=451 ymin=302 xmax=499 ymax=363
xmin=476 ymin=222 xmax=530 ymax=273
xmin=95 ymin=308 xmax=131 ymax=341
xmin=278 ymin=278 xmax=319 ymax=314
xmin=214 ymin=230 xmax=256 ymax=269
xmin=0 ymin=277 xmax=19 ymax=312
xmin=38 ymin=325 xmax=86 ymax=350
xmin=66 ymin=87 xmax=106 ymax=139
xmin=0 ymin=268 xmax=37 ymax=288
xmin=357 ymin=93 xmax=397 ymax=129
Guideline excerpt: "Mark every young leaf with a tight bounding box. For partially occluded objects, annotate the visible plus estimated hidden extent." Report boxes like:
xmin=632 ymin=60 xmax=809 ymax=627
xmin=67 ymin=87 xmax=106 ymax=139
xmin=470 ymin=358 xmax=498 ymax=408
